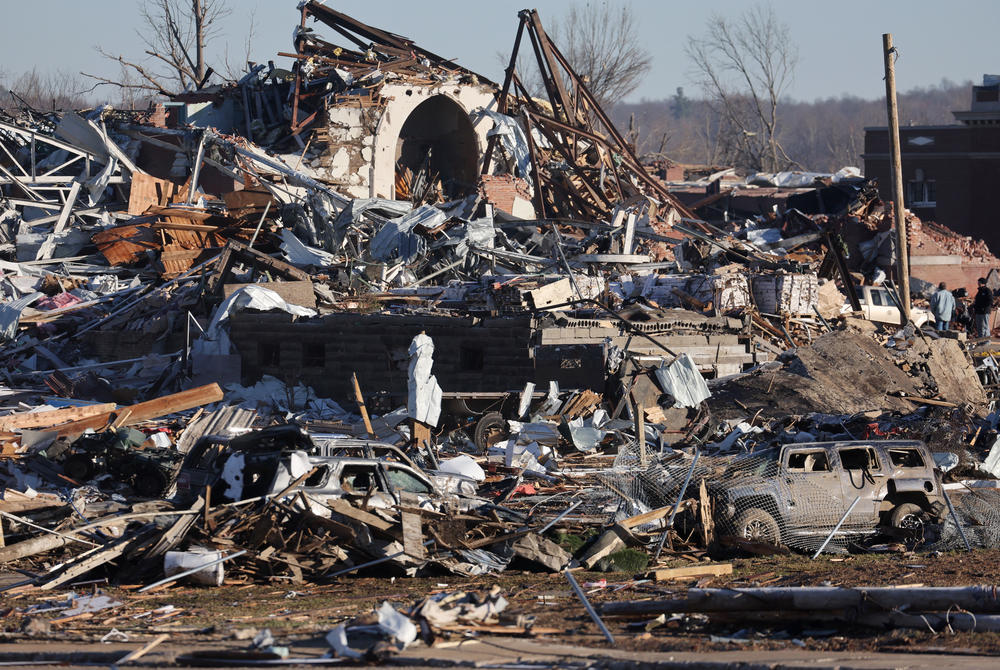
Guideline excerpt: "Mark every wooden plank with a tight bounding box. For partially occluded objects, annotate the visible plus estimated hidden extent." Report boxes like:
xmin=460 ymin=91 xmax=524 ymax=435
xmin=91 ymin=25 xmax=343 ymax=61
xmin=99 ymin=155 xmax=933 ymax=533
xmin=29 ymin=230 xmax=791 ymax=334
xmin=401 ymin=509 xmax=425 ymax=559
xmin=619 ymin=505 xmax=670 ymax=530
xmin=128 ymin=173 xmax=177 ymax=215
xmin=699 ymin=479 xmax=715 ymax=548
xmin=653 ymin=563 xmax=733 ymax=581
xmin=326 ymin=498 xmax=395 ymax=532
xmin=0 ymin=403 xmax=116 ymax=432
xmin=52 ymin=384 xmax=224 ymax=437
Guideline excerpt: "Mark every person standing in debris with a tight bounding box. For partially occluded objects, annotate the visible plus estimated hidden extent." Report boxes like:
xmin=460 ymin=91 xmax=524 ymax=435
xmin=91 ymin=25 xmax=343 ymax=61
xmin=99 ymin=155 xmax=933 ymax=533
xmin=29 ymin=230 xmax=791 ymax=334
xmin=974 ymin=277 xmax=994 ymax=338
xmin=930 ymin=282 xmax=955 ymax=332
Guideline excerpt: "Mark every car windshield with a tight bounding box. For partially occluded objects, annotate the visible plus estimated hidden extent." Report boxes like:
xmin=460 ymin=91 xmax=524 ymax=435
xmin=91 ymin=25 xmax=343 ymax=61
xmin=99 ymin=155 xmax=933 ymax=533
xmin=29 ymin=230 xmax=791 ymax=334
xmin=722 ymin=448 xmax=779 ymax=478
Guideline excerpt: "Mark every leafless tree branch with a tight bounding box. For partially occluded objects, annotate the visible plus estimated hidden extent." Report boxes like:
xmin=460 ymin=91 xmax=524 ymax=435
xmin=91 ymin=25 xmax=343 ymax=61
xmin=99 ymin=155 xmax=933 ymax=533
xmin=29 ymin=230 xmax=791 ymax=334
xmin=685 ymin=3 xmax=797 ymax=172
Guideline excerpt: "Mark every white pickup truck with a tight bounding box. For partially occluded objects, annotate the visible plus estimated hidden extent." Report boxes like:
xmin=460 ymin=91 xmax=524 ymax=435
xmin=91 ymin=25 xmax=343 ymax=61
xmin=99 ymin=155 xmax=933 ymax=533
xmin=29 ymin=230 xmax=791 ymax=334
xmin=851 ymin=285 xmax=933 ymax=327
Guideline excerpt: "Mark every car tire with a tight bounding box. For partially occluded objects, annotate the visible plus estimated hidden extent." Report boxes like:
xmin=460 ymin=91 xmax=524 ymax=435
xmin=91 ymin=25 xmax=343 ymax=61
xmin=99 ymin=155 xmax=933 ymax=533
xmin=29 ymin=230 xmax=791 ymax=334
xmin=890 ymin=503 xmax=925 ymax=531
xmin=735 ymin=507 xmax=780 ymax=544
xmin=62 ymin=454 xmax=95 ymax=483
xmin=474 ymin=412 xmax=509 ymax=452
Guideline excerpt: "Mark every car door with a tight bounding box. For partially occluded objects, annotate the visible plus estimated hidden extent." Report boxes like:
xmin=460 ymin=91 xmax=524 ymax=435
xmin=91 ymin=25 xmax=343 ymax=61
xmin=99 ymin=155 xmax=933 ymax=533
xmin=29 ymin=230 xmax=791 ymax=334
xmin=836 ymin=445 xmax=887 ymax=529
xmin=780 ymin=447 xmax=842 ymax=531
xmin=871 ymin=288 xmax=901 ymax=324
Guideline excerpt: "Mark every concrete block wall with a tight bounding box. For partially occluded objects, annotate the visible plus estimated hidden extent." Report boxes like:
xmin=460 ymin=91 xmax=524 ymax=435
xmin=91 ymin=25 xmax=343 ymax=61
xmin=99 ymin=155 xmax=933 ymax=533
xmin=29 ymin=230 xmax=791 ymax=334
xmin=228 ymin=311 xmax=538 ymax=403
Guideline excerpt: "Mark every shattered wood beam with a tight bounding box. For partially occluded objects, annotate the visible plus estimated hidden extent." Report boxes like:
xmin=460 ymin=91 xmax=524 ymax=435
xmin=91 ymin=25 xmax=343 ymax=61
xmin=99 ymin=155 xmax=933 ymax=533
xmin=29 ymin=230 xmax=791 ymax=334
xmin=481 ymin=18 xmax=526 ymax=175
xmin=206 ymin=239 xmax=311 ymax=294
xmin=51 ymin=383 xmax=224 ymax=438
xmin=303 ymin=1 xmax=493 ymax=84
xmin=0 ymin=403 xmax=116 ymax=432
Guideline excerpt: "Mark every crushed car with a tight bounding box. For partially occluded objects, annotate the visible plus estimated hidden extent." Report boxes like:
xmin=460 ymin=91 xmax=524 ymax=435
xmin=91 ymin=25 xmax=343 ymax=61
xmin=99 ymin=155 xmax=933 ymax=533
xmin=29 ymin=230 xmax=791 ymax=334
xmin=712 ymin=440 xmax=946 ymax=548
xmin=174 ymin=424 xmax=480 ymax=510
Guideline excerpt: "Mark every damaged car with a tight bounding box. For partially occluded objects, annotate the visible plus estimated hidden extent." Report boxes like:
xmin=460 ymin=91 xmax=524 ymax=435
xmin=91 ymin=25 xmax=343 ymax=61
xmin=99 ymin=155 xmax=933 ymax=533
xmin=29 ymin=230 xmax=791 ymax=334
xmin=174 ymin=425 xmax=479 ymax=509
xmin=713 ymin=440 xmax=946 ymax=548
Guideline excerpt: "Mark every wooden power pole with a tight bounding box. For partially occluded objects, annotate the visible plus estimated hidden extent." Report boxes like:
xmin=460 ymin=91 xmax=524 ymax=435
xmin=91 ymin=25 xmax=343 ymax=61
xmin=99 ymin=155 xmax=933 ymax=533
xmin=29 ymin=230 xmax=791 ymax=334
xmin=882 ymin=33 xmax=911 ymax=325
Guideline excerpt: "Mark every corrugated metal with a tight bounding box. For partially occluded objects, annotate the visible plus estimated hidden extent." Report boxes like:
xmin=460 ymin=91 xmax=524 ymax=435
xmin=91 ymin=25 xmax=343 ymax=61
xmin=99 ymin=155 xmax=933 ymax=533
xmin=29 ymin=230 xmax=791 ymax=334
xmin=175 ymin=405 xmax=257 ymax=453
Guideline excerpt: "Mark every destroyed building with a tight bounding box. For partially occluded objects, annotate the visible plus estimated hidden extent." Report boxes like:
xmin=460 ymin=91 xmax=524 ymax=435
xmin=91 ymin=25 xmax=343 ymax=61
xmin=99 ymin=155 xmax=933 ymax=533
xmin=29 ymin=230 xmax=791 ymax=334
xmin=3 ymin=4 xmax=1000 ymax=664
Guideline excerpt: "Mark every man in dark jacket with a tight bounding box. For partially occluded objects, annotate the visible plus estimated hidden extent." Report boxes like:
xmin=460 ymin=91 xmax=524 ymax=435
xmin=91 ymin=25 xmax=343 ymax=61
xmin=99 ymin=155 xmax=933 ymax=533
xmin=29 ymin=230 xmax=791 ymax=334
xmin=974 ymin=277 xmax=994 ymax=338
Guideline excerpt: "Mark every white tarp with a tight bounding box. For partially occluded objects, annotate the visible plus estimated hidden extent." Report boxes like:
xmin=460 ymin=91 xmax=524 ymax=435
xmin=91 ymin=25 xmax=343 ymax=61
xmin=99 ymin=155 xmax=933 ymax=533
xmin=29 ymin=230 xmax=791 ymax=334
xmin=654 ymin=353 xmax=711 ymax=408
xmin=194 ymin=285 xmax=316 ymax=356
xmin=407 ymin=333 xmax=441 ymax=426
xmin=472 ymin=109 xmax=532 ymax=179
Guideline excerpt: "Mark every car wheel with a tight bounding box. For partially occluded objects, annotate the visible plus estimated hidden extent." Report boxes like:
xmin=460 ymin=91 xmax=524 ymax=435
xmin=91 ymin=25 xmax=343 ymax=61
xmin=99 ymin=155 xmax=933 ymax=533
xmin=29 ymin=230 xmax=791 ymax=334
xmin=62 ymin=454 xmax=95 ymax=483
xmin=474 ymin=412 xmax=509 ymax=452
xmin=891 ymin=503 xmax=925 ymax=531
xmin=735 ymin=507 xmax=780 ymax=544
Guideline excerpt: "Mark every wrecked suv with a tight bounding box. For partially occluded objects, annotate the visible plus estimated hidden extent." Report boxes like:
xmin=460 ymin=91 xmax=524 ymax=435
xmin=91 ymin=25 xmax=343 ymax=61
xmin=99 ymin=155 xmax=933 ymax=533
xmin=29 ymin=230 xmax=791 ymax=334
xmin=712 ymin=440 xmax=945 ymax=547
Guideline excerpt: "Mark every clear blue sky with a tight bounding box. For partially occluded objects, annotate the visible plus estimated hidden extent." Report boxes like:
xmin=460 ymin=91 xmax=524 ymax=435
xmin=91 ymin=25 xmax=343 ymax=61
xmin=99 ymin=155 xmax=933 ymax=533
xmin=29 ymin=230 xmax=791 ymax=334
xmin=0 ymin=0 xmax=995 ymax=103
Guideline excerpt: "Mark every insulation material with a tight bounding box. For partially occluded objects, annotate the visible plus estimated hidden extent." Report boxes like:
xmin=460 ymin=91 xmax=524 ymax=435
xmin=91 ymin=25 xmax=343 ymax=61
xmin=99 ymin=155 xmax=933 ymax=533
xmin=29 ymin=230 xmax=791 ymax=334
xmin=751 ymin=272 xmax=819 ymax=315
xmin=640 ymin=273 xmax=751 ymax=313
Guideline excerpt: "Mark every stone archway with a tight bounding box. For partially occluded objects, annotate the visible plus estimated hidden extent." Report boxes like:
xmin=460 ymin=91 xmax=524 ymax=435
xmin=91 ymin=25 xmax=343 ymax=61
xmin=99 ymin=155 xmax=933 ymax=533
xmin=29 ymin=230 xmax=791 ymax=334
xmin=394 ymin=95 xmax=480 ymax=201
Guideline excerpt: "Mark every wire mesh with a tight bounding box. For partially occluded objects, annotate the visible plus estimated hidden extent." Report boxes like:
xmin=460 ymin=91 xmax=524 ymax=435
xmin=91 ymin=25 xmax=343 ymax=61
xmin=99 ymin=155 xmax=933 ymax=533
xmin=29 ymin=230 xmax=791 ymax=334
xmin=603 ymin=444 xmax=886 ymax=555
xmin=930 ymin=488 xmax=1000 ymax=551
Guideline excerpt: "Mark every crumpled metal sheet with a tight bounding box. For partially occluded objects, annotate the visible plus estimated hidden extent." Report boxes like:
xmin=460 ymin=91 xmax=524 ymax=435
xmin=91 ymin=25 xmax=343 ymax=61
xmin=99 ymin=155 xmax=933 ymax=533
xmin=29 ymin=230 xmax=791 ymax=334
xmin=654 ymin=353 xmax=711 ymax=408
xmin=0 ymin=291 xmax=43 ymax=341
xmin=280 ymin=228 xmax=336 ymax=267
xmin=371 ymin=204 xmax=440 ymax=263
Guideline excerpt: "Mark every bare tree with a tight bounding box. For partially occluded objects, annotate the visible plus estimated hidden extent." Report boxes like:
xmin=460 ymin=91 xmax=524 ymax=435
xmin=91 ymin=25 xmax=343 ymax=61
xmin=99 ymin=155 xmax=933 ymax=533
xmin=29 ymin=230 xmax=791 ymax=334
xmin=686 ymin=4 xmax=797 ymax=172
xmin=549 ymin=2 xmax=652 ymax=110
xmin=82 ymin=0 xmax=232 ymax=97
xmin=4 ymin=68 xmax=91 ymax=112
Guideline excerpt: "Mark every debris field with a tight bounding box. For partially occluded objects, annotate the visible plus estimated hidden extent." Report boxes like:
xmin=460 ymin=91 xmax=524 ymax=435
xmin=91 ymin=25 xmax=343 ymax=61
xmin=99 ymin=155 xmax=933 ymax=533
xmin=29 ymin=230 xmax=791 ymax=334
xmin=3 ymin=3 xmax=1000 ymax=667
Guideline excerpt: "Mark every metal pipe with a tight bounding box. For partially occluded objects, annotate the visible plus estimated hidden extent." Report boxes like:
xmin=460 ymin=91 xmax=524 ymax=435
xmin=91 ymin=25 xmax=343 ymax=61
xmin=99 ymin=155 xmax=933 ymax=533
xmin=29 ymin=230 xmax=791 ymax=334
xmin=326 ymin=540 xmax=434 ymax=578
xmin=942 ymin=487 xmax=972 ymax=552
xmin=655 ymin=449 xmax=700 ymax=560
xmin=565 ymin=568 xmax=615 ymax=644
xmin=539 ymin=500 xmax=582 ymax=534
xmin=812 ymin=495 xmax=861 ymax=559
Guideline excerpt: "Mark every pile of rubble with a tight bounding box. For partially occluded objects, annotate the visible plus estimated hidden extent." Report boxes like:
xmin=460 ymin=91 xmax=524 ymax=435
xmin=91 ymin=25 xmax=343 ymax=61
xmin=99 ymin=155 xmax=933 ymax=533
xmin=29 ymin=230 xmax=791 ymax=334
xmin=3 ymin=4 xmax=1000 ymax=659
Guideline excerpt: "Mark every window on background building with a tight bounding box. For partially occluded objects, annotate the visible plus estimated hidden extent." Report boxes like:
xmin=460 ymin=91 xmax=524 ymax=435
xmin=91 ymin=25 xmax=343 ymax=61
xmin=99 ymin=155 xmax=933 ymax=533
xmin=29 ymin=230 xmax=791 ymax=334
xmin=907 ymin=168 xmax=936 ymax=207
xmin=258 ymin=341 xmax=280 ymax=367
xmin=303 ymin=342 xmax=325 ymax=368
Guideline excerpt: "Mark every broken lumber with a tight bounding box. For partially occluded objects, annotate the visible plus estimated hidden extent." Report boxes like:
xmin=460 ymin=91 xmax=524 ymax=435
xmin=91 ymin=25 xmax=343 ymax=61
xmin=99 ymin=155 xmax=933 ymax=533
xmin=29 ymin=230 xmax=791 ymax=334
xmin=0 ymin=403 xmax=117 ymax=431
xmin=51 ymin=384 xmax=224 ymax=437
xmin=652 ymin=563 xmax=732 ymax=581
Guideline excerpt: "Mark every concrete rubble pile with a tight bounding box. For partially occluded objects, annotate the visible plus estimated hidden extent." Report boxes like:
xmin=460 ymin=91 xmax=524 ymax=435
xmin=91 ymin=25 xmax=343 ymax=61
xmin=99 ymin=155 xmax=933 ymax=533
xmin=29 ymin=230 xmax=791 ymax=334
xmin=3 ymin=3 xmax=1000 ymax=655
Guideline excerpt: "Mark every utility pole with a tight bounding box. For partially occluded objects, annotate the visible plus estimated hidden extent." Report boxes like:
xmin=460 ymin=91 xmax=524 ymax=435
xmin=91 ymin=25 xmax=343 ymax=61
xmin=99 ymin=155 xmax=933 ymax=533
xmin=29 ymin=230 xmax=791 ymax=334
xmin=883 ymin=33 xmax=911 ymax=325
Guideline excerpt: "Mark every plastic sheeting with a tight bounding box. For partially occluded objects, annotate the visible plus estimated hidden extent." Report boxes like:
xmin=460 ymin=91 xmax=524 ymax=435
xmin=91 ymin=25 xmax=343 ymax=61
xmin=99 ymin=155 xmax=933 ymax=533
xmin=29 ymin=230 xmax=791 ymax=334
xmin=472 ymin=109 xmax=532 ymax=178
xmin=407 ymin=333 xmax=442 ymax=426
xmin=195 ymin=285 xmax=317 ymax=356
xmin=654 ymin=353 xmax=711 ymax=408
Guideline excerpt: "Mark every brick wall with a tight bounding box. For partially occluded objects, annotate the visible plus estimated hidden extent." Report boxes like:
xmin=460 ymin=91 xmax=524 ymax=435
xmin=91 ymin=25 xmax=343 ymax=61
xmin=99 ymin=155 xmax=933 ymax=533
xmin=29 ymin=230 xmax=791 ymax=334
xmin=479 ymin=175 xmax=533 ymax=214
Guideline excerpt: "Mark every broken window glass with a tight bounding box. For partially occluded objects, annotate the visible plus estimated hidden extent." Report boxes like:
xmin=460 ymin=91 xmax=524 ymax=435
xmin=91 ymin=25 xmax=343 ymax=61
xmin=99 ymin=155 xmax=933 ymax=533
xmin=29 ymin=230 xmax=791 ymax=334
xmin=787 ymin=450 xmax=831 ymax=472
xmin=385 ymin=466 xmax=432 ymax=494
xmin=839 ymin=447 xmax=880 ymax=470
xmin=888 ymin=448 xmax=925 ymax=468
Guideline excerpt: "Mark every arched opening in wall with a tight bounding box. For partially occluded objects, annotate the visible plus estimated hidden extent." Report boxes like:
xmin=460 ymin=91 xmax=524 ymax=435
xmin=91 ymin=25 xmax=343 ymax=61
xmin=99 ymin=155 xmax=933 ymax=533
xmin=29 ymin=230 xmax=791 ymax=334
xmin=395 ymin=95 xmax=478 ymax=203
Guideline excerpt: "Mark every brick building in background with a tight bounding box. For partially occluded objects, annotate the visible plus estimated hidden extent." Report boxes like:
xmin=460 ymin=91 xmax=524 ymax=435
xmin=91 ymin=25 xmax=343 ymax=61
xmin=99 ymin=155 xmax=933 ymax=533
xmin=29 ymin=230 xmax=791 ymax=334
xmin=864 ymin=75 xmax=1000 ymax=258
